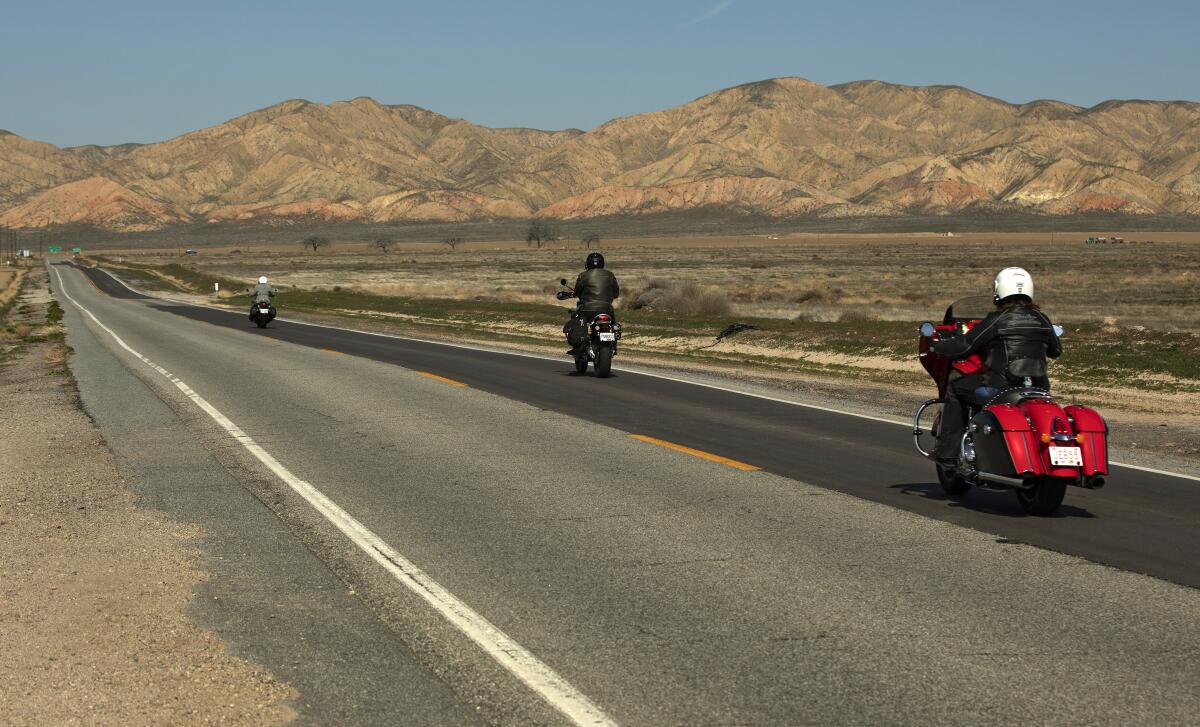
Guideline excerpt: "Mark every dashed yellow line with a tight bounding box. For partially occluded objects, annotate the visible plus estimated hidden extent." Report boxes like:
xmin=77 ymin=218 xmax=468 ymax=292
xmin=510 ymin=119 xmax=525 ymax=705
xmin=416 ymin=371 xmax=469 ymax=388
xmin=320 ymin=348 xmax=345 ymax=355
xmin=630 ymin=435 xmax=760 ymax=471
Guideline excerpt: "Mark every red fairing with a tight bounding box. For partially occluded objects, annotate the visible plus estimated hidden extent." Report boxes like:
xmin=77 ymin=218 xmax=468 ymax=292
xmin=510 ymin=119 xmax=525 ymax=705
xmin=1065 ymin=405 xmax=1109 ymax=476
xmin=920 ymin=323 xmax=985 ymax=398
xmin=918 ymin=332 xmax=950 ymax=397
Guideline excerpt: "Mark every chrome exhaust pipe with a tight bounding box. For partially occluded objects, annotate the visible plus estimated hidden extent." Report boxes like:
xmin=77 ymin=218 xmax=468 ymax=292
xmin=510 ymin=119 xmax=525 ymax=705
xmin=977 ymin=472 xmax=1036 ymax=490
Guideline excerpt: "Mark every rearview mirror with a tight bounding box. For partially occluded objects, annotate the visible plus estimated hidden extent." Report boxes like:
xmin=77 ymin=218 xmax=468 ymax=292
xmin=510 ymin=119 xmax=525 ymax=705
xmin=559 ymin=278 xmax=568 ymax=286
xmin=1053 ymin=324 xmax=1064 ymax=338
xmin=918 ymin=322 xmax=936 ymax=338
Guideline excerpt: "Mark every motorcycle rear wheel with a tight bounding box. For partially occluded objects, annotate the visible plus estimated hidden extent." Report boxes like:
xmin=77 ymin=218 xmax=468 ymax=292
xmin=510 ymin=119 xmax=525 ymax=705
xmin=595 ymin=345 xmax=613 ymax=378
xmin=1016 ymin=476 xmax=1067 ymax=516
xmin=936 ymin=464 xmax=972 ymax=496
xmin=255 ymin=318 xmax=268 ymax=329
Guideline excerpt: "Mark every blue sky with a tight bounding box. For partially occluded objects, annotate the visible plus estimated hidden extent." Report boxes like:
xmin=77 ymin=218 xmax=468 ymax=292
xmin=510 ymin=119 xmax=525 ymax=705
xmin=1 ymin=0 xmax=1196 ymax=147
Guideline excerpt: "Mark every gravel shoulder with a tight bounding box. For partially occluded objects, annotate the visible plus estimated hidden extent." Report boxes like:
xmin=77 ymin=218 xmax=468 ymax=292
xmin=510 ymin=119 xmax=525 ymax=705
xmin=0 ymin=265 xmax=297 ymax=725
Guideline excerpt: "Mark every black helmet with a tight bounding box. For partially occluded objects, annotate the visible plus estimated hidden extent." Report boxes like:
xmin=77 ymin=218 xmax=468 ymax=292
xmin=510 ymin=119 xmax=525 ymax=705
xmin=585 ymin=252 xmax=605 ymax=269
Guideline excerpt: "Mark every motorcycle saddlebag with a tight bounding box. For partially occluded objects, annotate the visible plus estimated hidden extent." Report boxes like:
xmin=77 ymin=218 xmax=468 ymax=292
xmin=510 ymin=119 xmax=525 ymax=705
xmin=1064 ymin=405 xmax=1108 ymax=476
xmin=970 ymin=405 xmax=1038 ymax=476
xmin=565 ymin=318 xmax=588 ymax=348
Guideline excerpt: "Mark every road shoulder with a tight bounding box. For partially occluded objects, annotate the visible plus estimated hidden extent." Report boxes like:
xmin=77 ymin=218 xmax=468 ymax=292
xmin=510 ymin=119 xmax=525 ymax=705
xmin=0 ymin=265 xmax=297 ymax=724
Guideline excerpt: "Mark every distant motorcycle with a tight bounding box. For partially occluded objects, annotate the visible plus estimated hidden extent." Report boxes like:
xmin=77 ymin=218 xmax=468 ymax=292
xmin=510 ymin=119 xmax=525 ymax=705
xmin=912 ymin=296 xmax=1109 ymax=515
xmin=557 ymin=278 xmax=621 ymax=377
xmin=249 ymin=299 xmax=276 ymax=329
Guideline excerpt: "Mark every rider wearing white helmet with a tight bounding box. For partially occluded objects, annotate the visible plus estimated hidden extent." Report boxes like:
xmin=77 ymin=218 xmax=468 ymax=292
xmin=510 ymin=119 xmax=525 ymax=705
xmin=251 ymin=275 xmax=276 ymax=304
xmin=930 ymin=267 xmax=1062 ymax=464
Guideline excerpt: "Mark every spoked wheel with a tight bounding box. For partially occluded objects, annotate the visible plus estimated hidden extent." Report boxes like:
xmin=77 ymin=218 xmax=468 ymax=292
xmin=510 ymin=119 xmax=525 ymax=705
xmin=594 ymin=345 xmax=613 ymax=378
xmin=574 ymin=354 xmax=589 ymax=374
xmin=936 ymin=463 xmax=972 ymax=496
xmin=1016 ymin=476 xmax=1067 ymax=516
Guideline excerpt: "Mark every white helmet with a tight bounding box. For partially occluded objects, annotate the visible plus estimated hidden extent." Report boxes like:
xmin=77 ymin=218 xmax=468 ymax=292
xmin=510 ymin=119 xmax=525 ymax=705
xmin=994 ymin=267 xmax=1033 ymax=303
xmin=259 ymin=276 xmax=268 ymax=284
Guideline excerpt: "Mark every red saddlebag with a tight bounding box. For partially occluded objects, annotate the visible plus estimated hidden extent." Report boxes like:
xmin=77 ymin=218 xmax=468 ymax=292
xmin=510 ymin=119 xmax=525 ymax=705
xmin=1064 ymin=405 xmax=1109 ymax=476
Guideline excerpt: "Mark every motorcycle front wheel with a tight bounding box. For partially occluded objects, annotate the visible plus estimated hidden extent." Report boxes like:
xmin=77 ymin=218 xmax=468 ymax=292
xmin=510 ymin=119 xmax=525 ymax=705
xmin=936 ymin=464 xmax=972 ymax=496
xmin=595 ymin=344 xmax=613 ymax=378
xmin=1016 ymin=476 xmax=1067 ymax=516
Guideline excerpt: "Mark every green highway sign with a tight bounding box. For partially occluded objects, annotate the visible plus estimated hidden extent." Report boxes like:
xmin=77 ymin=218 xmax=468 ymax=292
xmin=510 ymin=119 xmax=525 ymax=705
xmin=47 ymin=245 xmax=63 ymax=253
xmin=71 ymin=247 xmax=82 ymax=254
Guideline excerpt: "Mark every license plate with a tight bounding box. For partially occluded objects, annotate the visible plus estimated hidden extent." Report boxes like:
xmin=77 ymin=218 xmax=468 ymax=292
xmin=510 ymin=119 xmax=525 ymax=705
xmin=1049 ymin=446 xmax=1082 ymax=467
xmin=598 ymin=332 xmax=616 ymax=341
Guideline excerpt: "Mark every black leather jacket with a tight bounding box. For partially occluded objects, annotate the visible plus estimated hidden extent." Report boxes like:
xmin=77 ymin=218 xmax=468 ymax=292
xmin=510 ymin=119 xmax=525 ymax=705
xmin=573 ymin=269 xmax=620 ymax=313
xmin=932 ymin=303 xmax=1062 ymax=384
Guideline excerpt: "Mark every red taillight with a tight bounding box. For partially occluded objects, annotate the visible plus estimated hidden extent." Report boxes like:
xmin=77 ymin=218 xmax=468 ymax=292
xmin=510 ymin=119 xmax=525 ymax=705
xmin=596 ymin=314 xmax=611 ymax=322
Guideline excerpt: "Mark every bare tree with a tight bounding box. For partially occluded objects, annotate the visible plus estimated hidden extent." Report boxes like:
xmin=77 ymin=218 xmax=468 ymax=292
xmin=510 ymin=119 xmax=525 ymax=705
xmin=441 ymin=236 xmax=464 ymax=250
xmin=373 ymin=238 xmax=393 ymax=254
xmin=526 ymin=220 xmax=555 ymax=249
xmin=582 ymin=233 xmax=601 ymax=249
xmin=303 ymin=236 xmax=331 ymax=253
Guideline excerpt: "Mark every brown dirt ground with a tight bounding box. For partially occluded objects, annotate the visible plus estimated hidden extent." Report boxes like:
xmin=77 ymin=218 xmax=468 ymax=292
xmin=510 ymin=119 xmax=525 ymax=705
xmin=0 ymin=266 xmax=296 ymax=725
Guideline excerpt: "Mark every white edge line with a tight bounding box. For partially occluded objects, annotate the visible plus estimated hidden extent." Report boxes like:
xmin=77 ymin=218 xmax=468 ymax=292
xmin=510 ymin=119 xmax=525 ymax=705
xmin=54 ymin=265 xmax=617 ymax=727
xmin=91 ymin=265 xmax=1200 ymax=484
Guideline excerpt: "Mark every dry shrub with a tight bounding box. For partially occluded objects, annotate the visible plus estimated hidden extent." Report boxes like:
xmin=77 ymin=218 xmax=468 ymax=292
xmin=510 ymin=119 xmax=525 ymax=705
xmin=629 ymin=280 xmax=732 ymax=316
xmin=837 ymin=310 xmax=875 ymax=323
xmin=11 ymin=323 xmax=32 ymax=339
xmin=792 ymin=286 xmax=844 ymax=304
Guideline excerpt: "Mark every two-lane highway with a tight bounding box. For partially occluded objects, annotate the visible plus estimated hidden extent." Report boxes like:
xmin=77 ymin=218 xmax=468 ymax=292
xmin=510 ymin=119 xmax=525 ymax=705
xmin=81 ymin=263 xmax=1200 ymax=587
xmin=55 ymin=262 xmax=1200 ymax=724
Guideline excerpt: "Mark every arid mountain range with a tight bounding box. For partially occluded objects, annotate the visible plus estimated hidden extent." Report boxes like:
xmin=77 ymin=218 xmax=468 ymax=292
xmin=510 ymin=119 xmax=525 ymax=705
xmin=2 ymin=77 xmax=1199 ymax=231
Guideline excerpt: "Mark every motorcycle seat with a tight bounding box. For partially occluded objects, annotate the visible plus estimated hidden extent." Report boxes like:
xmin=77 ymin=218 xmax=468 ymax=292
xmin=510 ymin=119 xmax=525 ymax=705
xmin=984 ymin=387 xmax=1053 ymax=407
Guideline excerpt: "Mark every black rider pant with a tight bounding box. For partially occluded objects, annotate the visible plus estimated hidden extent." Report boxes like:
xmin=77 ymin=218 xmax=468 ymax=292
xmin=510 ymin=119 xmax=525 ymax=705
xmin=937 ymin=373 xmax=986 ymax=461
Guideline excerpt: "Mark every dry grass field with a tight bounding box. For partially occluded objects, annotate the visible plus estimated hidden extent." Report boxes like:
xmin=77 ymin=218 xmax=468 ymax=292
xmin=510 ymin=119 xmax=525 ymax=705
xmin=100 ymin=231 xmax=1199 ymax=330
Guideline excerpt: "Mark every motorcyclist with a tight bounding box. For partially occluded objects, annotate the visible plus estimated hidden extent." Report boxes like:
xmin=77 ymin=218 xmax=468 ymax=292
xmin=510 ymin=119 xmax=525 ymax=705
xmin=931 ymin=267 xmax=1062 ymax=464
xmin=249 ymin=275 xmax=276 ymax=316
xmin=563 ymin=252 xmax=619 ymax=355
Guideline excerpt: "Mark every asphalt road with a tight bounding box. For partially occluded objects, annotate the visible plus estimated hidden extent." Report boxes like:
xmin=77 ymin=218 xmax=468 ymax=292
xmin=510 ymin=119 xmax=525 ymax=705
xmin=81 ymin=263 xmax=1200 ymax=588
xmin=55 ymin=262 xmax=1200 ymax=724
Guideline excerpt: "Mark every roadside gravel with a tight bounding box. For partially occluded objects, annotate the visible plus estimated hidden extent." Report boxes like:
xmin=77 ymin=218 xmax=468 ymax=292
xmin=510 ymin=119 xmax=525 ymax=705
xmin=0 ymin=267 xmax=296 ymax=725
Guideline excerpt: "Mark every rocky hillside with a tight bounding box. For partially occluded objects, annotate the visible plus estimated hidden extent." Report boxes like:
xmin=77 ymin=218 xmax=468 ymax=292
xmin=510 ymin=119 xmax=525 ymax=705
xmin=2 ymin=78 xmax=1198 ymax=230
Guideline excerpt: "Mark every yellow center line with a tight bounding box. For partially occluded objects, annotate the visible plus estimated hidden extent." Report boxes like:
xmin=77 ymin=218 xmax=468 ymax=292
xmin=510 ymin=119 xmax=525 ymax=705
xmin=630 ymin=435 xmax=760 ymax=471
xmin=320 ymin=348 xmax=345 ymax=355
xmin=417 ymin=371 xmax=469 ymax=388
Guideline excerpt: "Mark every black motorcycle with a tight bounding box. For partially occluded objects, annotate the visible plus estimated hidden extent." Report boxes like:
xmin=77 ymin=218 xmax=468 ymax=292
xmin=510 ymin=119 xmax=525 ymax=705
xmin=557 ymin=278 xmax=621 ymax=377
xmin=249 ymin=299 xmax=276 ymax=328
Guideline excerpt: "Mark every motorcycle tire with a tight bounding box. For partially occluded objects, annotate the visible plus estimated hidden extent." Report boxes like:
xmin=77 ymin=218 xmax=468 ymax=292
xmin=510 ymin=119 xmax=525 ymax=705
xmin=595 ymin=344 xmax=613 ymax=378
xmin=936 ymin=464 xmax=972 ymax=496
xmin=255 ymin=318 xmax=268 ymax=329
xmin=574 ymin=354 xmax=588 ymax=374
xmin=1016 ymin=476 xmax=1067 ymax=516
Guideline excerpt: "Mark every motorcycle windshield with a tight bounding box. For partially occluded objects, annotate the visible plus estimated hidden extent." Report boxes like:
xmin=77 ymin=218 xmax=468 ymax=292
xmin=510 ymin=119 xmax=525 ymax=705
xmin=943 ymin=295 xmax=993 ymax=324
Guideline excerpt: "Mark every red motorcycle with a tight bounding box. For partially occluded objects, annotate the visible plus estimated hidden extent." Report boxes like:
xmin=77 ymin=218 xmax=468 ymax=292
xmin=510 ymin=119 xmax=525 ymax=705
xmin=912 ymin=296 xmax=1109 ymax=515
